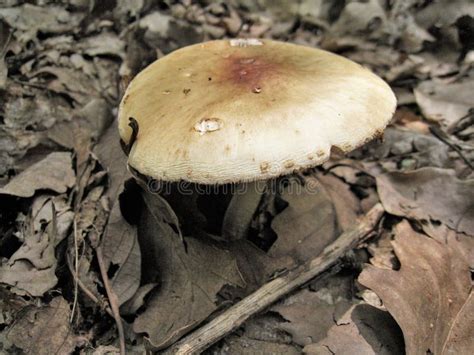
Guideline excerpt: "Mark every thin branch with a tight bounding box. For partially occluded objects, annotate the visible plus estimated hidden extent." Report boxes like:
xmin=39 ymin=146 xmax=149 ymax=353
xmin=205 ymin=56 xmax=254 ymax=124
xmin=66 ymin=253 xmax=114 ymax=318
xmin=165 ymin=203 xmax=385 ymax=354
xmin=96 ymin=245 xmax=126 ymax=355
xmin=429 ymin=126 xmax=474 ymax=170
xmin=70 ymin=218 xmax=79 ymax=323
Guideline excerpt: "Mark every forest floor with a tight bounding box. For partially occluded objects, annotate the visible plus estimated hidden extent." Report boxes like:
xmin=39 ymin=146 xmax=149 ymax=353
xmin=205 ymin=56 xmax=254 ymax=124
xmin=0 ymin=1 xmax=473 ymax=354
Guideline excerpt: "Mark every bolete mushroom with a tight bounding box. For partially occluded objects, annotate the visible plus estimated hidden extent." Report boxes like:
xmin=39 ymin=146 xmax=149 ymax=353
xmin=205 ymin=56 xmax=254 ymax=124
xmin=118 ymin=39 xmax=396 ymax=240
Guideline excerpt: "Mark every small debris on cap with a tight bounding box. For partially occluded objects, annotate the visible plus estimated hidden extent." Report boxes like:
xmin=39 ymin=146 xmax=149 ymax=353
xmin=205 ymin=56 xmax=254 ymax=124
xmin=229 ymin=39 xmax=263 ymax=47
xmin=194 ymin=118 xmax=223 ymax=135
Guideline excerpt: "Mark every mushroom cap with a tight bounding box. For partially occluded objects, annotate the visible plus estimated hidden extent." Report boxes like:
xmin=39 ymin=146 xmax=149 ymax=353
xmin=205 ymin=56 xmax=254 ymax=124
xmin=119 ymin=39 xmax=396 ymax=184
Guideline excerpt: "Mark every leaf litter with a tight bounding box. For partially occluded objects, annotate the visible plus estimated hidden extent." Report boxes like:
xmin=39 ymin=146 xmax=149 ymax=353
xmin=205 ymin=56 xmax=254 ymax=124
xmin=0 ymin=0 xmax=473 ymax=353
xmin=359 ymin=220 xmax=473 ymax=355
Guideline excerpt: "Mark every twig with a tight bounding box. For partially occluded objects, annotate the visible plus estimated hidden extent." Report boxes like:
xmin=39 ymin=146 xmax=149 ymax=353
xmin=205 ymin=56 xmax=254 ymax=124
xmin=448 ymin=109 xmax=473 ymax=135
xmin=429 ymin=126 xmax=474 ymax=170
xmin=70 ymin=218 xmax=79 ymax=323
xmin=96 ymin=245 xmax=126 ymax=355
xmin=165 ymin=203 xmax=385 ymax=354
xmin=66 ymin=253 xmax=114 ymax=318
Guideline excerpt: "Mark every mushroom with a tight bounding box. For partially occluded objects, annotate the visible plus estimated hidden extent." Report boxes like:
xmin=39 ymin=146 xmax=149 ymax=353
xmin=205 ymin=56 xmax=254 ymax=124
xmin=118 ymin=39 xmax=396 ymax=240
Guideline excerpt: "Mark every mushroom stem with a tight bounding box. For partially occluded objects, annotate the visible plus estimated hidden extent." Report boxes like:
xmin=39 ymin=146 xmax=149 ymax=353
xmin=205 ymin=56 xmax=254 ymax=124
xmin=222 ymin=180 xmax=265 ymax=240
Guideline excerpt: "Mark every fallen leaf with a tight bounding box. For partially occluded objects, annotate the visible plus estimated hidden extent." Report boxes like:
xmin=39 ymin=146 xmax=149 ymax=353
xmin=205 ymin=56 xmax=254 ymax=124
xmin=414 ymin=78 xmax=474 ymax=128
xmin=330 ymin=0 xmax=387 ymax=40
xmin=0 ymin=199 xmax=73 ymax=296
xmin=120 ymin=283 xmax=157 ymax=316
xmin=30 ymin=66 xmax=102 ymax=105
xmin=316 ymin=174 xmax=360 ymax=231
xmin=4 ymin=93 xmax=71 ymax=131
xmin=272 ymin=286 xmax=353 ymax=347
xmin=133 ymin=190 xmax=245 ymax=349
xmin=359 ymin=220 xmax=474 ymax=354
xmin=271 ymin=273 xmax=404 ymax=353
xmin=376 ymin=168 xmax=474 ymax=236
xmin=101 ymin=193 xmax=140 ymax=306
xmin=0 ymin=151 xmax=75 ymax=198
xmin=210 ymin=313 xmax=299 ymax=354
xmin=79 ymin=32 xmax=125 ymax=59
xmin=303 ymin=304 xmax=404 ymax=355
xmin=94 ymin=120 xmax=129 ymax=203
xmin=0 ymin=4 xmax=83 ymax=43
xmin=270 ymin=174 xmax=359 ymax=264
xmin=6 ymin=297 xmax=77 ymax=354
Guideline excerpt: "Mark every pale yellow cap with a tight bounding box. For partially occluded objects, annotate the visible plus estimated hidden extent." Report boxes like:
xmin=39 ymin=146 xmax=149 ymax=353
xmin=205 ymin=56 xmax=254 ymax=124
xmin=119 ymin=39 xmax=396 ymax=184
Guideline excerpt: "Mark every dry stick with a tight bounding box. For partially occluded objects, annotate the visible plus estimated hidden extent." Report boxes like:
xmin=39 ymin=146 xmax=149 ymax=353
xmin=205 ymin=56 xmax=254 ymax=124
xmin=166 ymin=203 xmax=384 ymax=355
xmin=429 ymin=126 xmax=474 ymax=170
xmin=66 ymin=254 xmax=115 ymax=318
xmin=96 ymin=245 xmax=126 ymax=355
xmin=70 ymin=218 xmax=79 ymax=323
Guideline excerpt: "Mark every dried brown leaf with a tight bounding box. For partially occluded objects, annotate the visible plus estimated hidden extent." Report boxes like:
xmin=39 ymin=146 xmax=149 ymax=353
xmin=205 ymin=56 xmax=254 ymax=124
xmin=270 ymin=175 xmax=359 ymax=264
xmin=0 ymin=152 xmax=75 ymax=198
xmin=271 ymin=275 xmax=403 ymax=353
xmin=101 ymin=195 xmax=140 ymax=306
xmin=359 ymin=220 xmax=474 ymax=354
xmin=376 ymin=168 xmax=474 ymax=236
xmin=133 ymin=191 xmax=245 ymax=349
xmin=94 ymin=120 xmax=129 ymax=203
xmin=0 ymin=200 xmax=73 ymax=296
xmin=415 ymin=78 xmax=474 ymax=128
xmin=0 ymin=4 xmax=83 ymax=43
xmin=210 ymin=312 xmax=299 ymax=354
xmin=272 ymin=288 xmax=353 ymax=347
xmin=6 ymin=297 xmax=77 ymax=354
xmin=303 ymin=304 xmax=404 ymax=355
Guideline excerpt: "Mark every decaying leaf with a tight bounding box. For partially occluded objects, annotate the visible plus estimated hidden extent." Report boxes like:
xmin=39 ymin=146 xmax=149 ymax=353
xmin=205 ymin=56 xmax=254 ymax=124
xmin=0 ymin=152 xmax=75 ymax=198
xmin=5 ymin=297 xmax=77 ymax=354
xmin=272 ymin=286 xmax=353 ymax=347
xmin=376 ymin=168 xmax=474 ymax=236
xmin=101 ymin=193 xmax=140 ymax=307
xmin=414 ymin=78 xmax=474 ymax=128
xmin=94 ymin=121 xmax=130 ymax=203
xmin=270 ymin=174 xmax=359 ymax=264
xmin=359 ymin=220 xmax=474 ymax=354
xmin=303 ymin=304 xmax=404 ymax=355
xmin=271 ymin=274 xmax=404 ymax=353
xmin=0 ymin=4 xmax=83 ymax=43
xmin=0 ymin=199 xmax=73 ymax=296
xmin=209 ymin=311 xmax=298 ymax=354
xmin=133 ymin=190 xmax=245 ymax=349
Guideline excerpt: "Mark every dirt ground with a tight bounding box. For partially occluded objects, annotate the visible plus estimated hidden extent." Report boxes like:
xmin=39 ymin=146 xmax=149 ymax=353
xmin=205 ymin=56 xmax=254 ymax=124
xmin=0 ymin=1 xmax=473 ymax=354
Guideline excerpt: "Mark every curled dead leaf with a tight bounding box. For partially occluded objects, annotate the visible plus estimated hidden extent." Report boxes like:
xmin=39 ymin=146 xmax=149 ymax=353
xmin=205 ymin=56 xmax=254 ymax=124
xmin=359 ymin=220 xmax=474 ymax=354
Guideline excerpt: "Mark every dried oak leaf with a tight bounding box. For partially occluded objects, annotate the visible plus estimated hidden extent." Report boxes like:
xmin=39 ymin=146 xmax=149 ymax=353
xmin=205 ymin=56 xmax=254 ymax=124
xmin=359 ymin=220 xmax=474 ymax=355
xmin=376 ymin=168 xmax=474 ymax=236
xmin=6 ymin=297 xmax=77 ymax=355
xmin=133 ymin=191 xmax=245 ymax=349
xmin=0 ymin=152 xmax=75 ymax=198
